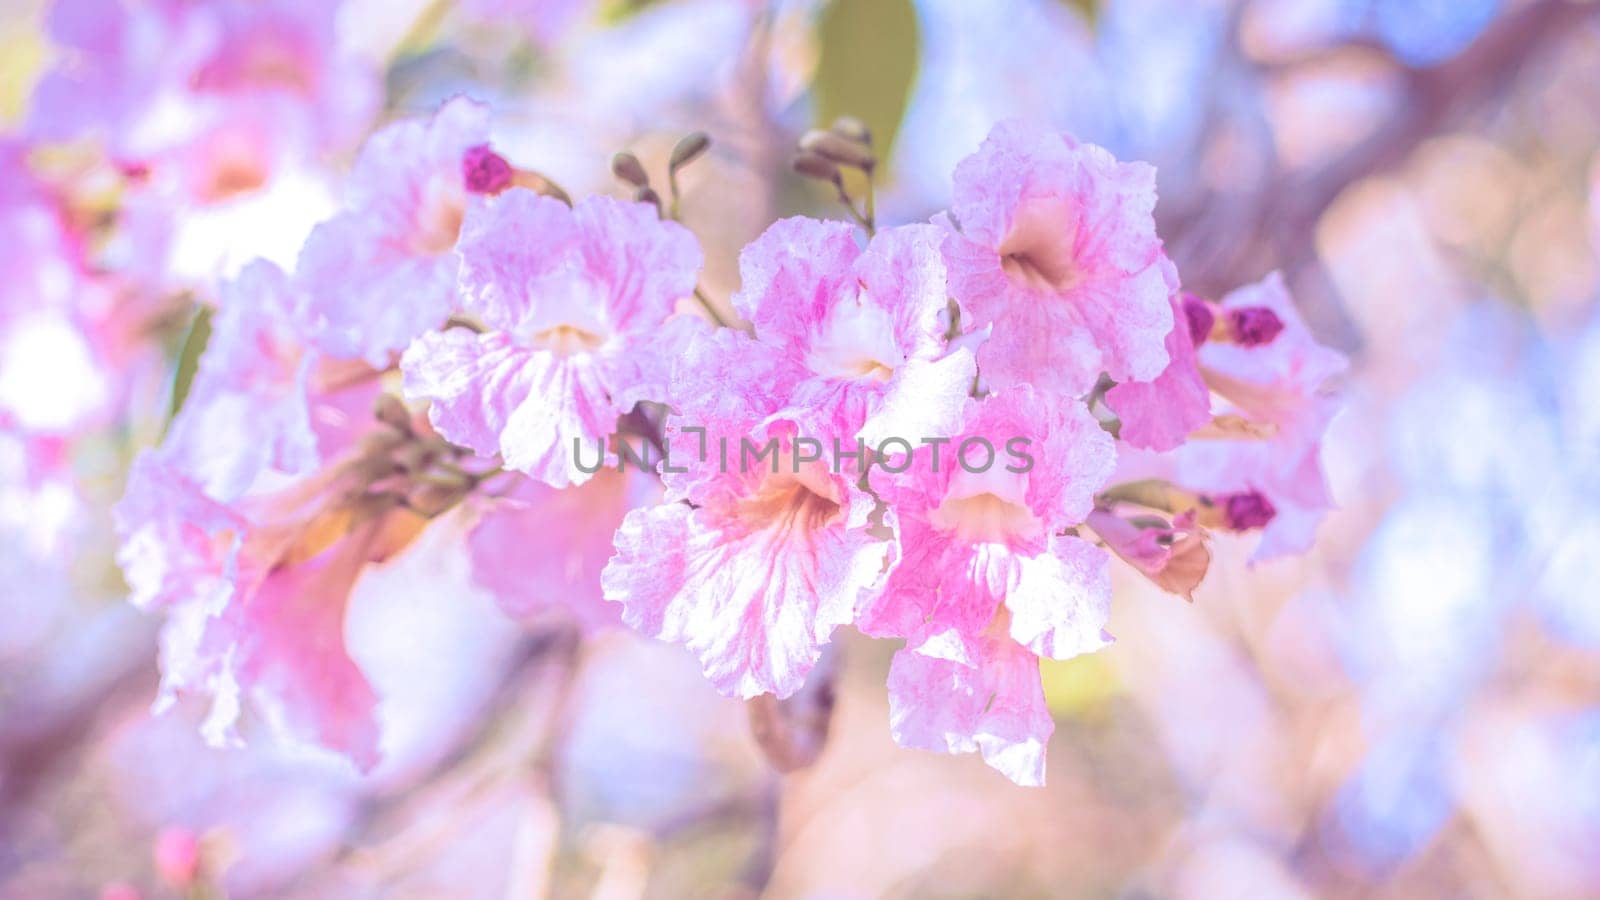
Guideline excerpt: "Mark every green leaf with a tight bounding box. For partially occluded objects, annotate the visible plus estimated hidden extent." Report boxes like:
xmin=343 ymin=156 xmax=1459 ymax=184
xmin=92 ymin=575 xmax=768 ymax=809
xmin=813 ymin=0 xmax=920 ymax=170
xmin=167 ymin=305 xmax=212 ymax=425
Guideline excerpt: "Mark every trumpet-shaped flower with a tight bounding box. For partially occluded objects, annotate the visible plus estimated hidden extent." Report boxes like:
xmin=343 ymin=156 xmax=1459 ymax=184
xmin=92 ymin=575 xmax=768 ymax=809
xmin=857 ymin=386 xmax=1115 ymax=784
xmin=729 ymin=218 xmax=975 ymax=446
xmin=943 ymin=119 xmax=1173 ymax=397
xmin=298 ymin=97 xmax=499 ymax=365
xmin=401 ymin=189 xmax=702 ymax=487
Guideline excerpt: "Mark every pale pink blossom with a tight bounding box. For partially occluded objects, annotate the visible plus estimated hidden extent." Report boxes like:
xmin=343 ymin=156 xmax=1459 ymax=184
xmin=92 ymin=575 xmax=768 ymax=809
xmin=299 ymin=97 xmax=499 ymax=365
xmin=729 ymin=217 xmax=974 ymax=446
xmin=602 ymin=435 xmax=890 ymax=699
xmin=600 ymin=316 xmax=896 ymax=697
xmin=401 ymin=189 xmax=701 ymax=486
xmin=29 ymin=0 xmax=376 ymax=285
xmin=114 ymin=451 xmax=413 ymax=770
xmin=942 ymin=119 xmax=1174 ymax=396
xmin=855 ymin=385 xmax=1115 ymax=784
xmin=161 ymin=260 xmax=380 ymax=501
xmin=887 ymin=633 xmax=1055 ymax=786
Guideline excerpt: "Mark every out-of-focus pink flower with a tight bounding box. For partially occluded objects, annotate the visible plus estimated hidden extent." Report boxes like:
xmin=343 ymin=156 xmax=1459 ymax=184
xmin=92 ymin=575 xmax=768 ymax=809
xmin=1172 ymin=273 xmax=1347 ymax=561
xmin=942 ymin=119 xmax=1174 ymax=397
xmin=153 ymin=826 xmax=201 ymax=886
xmin=401 ymin=189 xmax=701 ymax=486
xmin=467 ymin=468 xmax=657 ymax=631
xmin=0 ymin=141 xmax=123 ymax=436
xmin=159 ymin=260 xmax=383 ymax=503
xmin=30 ymin=0 xmax=376 ymax=171
xmin=29 ymin=0 xmax=377 ymax=285
xmin=1105 ymin=277 xmax=1213 ymax=452
xmin=730 ymin=218 xmax=974 ymax=446
xmin=858 ymin=386 xmax=1114 ymax=785
xmin=160 ymin=261 xmax=324 ymax=500
xmin=111 ymin=259 xmax=439 ymax=769
xmin=114 ymin=453 xmax=400 ymax=770
xmin=299 ymin=97 xmax=500 ymax=366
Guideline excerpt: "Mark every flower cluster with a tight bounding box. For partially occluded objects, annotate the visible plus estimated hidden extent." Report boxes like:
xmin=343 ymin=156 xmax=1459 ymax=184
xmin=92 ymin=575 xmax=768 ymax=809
xmin=105 ymin=99 xmax=1344 ymax=785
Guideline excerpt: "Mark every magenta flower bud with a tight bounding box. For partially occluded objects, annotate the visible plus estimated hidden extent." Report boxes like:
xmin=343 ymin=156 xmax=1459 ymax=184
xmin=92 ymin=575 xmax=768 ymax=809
xmin=154 ymin=827 xmax=200 ymax=885
xmin=1223 ymin=490 xmax=1277 ymax=531
xmin=462 ymin=144 xmax=513 ymax=195
xmin=1228 ymin=306 xmax=1285 ymax=347
xmin=1180 ymin=292 xmax=1215 ymax=346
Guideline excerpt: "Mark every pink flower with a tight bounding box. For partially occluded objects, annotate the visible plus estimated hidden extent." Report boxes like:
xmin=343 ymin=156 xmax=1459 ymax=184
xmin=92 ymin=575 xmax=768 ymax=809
xmin=1104 ymin=279 xmax=1213 ymax=452
xmin=601 ymin=433 xmax=890 ymax=699
xmin=729 ymin=218 xmax=975 ymax=447
xmin=467 ymin=468 xmax=657 ymax=631
xmin=856 ymin=385 xmax=1115 ymax=784
xmin=114 ymin=454 xmax=387 ymax=769
xmin=114 ymin=440 xmax=436 ymax=770
xmin=1171 ymin=273 xmax=1347 ymax=561
xmin=599 ymin=319 xmax=904 ymax=697
xmin=0 ymin=141 xmax=119 ymax=435
xmin=298 ymin=97 xmax=500 ymax=366
xmin=595 ymin=221 xmax=987 ymax=699
xmin=161 ymin=261 xmax=323 ymax=500
xmin=401 ymin=189 xmax=701 ymax=487
xmin=888 ymin=634 xmax=1055 ymax=786
xmin=153 ymin=827 xmax=202 ymax=886
xmin=160 ymin=260 xmax=383 ymax=503
xmin=30 ymin=0 xmax=375 ymax=167
xmin=942 ymin=119 xmax=1174 ymax=397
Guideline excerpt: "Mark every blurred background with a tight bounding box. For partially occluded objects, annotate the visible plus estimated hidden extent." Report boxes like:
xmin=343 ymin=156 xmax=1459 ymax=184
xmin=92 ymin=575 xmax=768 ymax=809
xmin=2 ymin=0 xmax=1599 ymax=897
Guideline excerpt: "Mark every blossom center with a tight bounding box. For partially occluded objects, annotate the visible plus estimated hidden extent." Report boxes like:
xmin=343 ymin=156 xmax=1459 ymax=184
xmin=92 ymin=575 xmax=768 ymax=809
xmin=193 ymin=130 xmax=272 ymax=202
xmin=1226 ymin=306 xmax=1285 ymax=347
xmin=530 ymin=324 xmax=606 ymax=356
xmin=928 ymin=490 xmax=1042 ymax=544
xmin=737 ymin=472 xmax=842 ymax=534
xmin=805 ymin=290 xmax=901 ymax=383
xmin=998 ymin=197 xmax=1081 ymax=292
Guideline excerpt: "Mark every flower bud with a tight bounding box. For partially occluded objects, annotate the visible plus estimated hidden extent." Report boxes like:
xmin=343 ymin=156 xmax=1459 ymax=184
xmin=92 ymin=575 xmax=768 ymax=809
xmin=669 ymin=131 xmax=711 ymax=171
xmin=1222 ymin=490 xmax=1276 ymax=531
xmin=798 ymin=129 xmax=875 ymax=170
xmin=792 ymin=151 xmax=842 ymax=186
xmin=830 ymin=116 xmax=871 ymax=145
xmin=461 ymin=144 xmax=513 ymax=195
xmin=373 ymin=393 xmax=412 ymax=434
xmin=610 ymin=151 xmax=649 ymax=188
xmin=406 ymin=481 xmax=468 ymax=518
xmin=1227 ymin=306 xmax=1285 ymax=347
xmin=154 ymin=827 xmax=200 ymax=886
